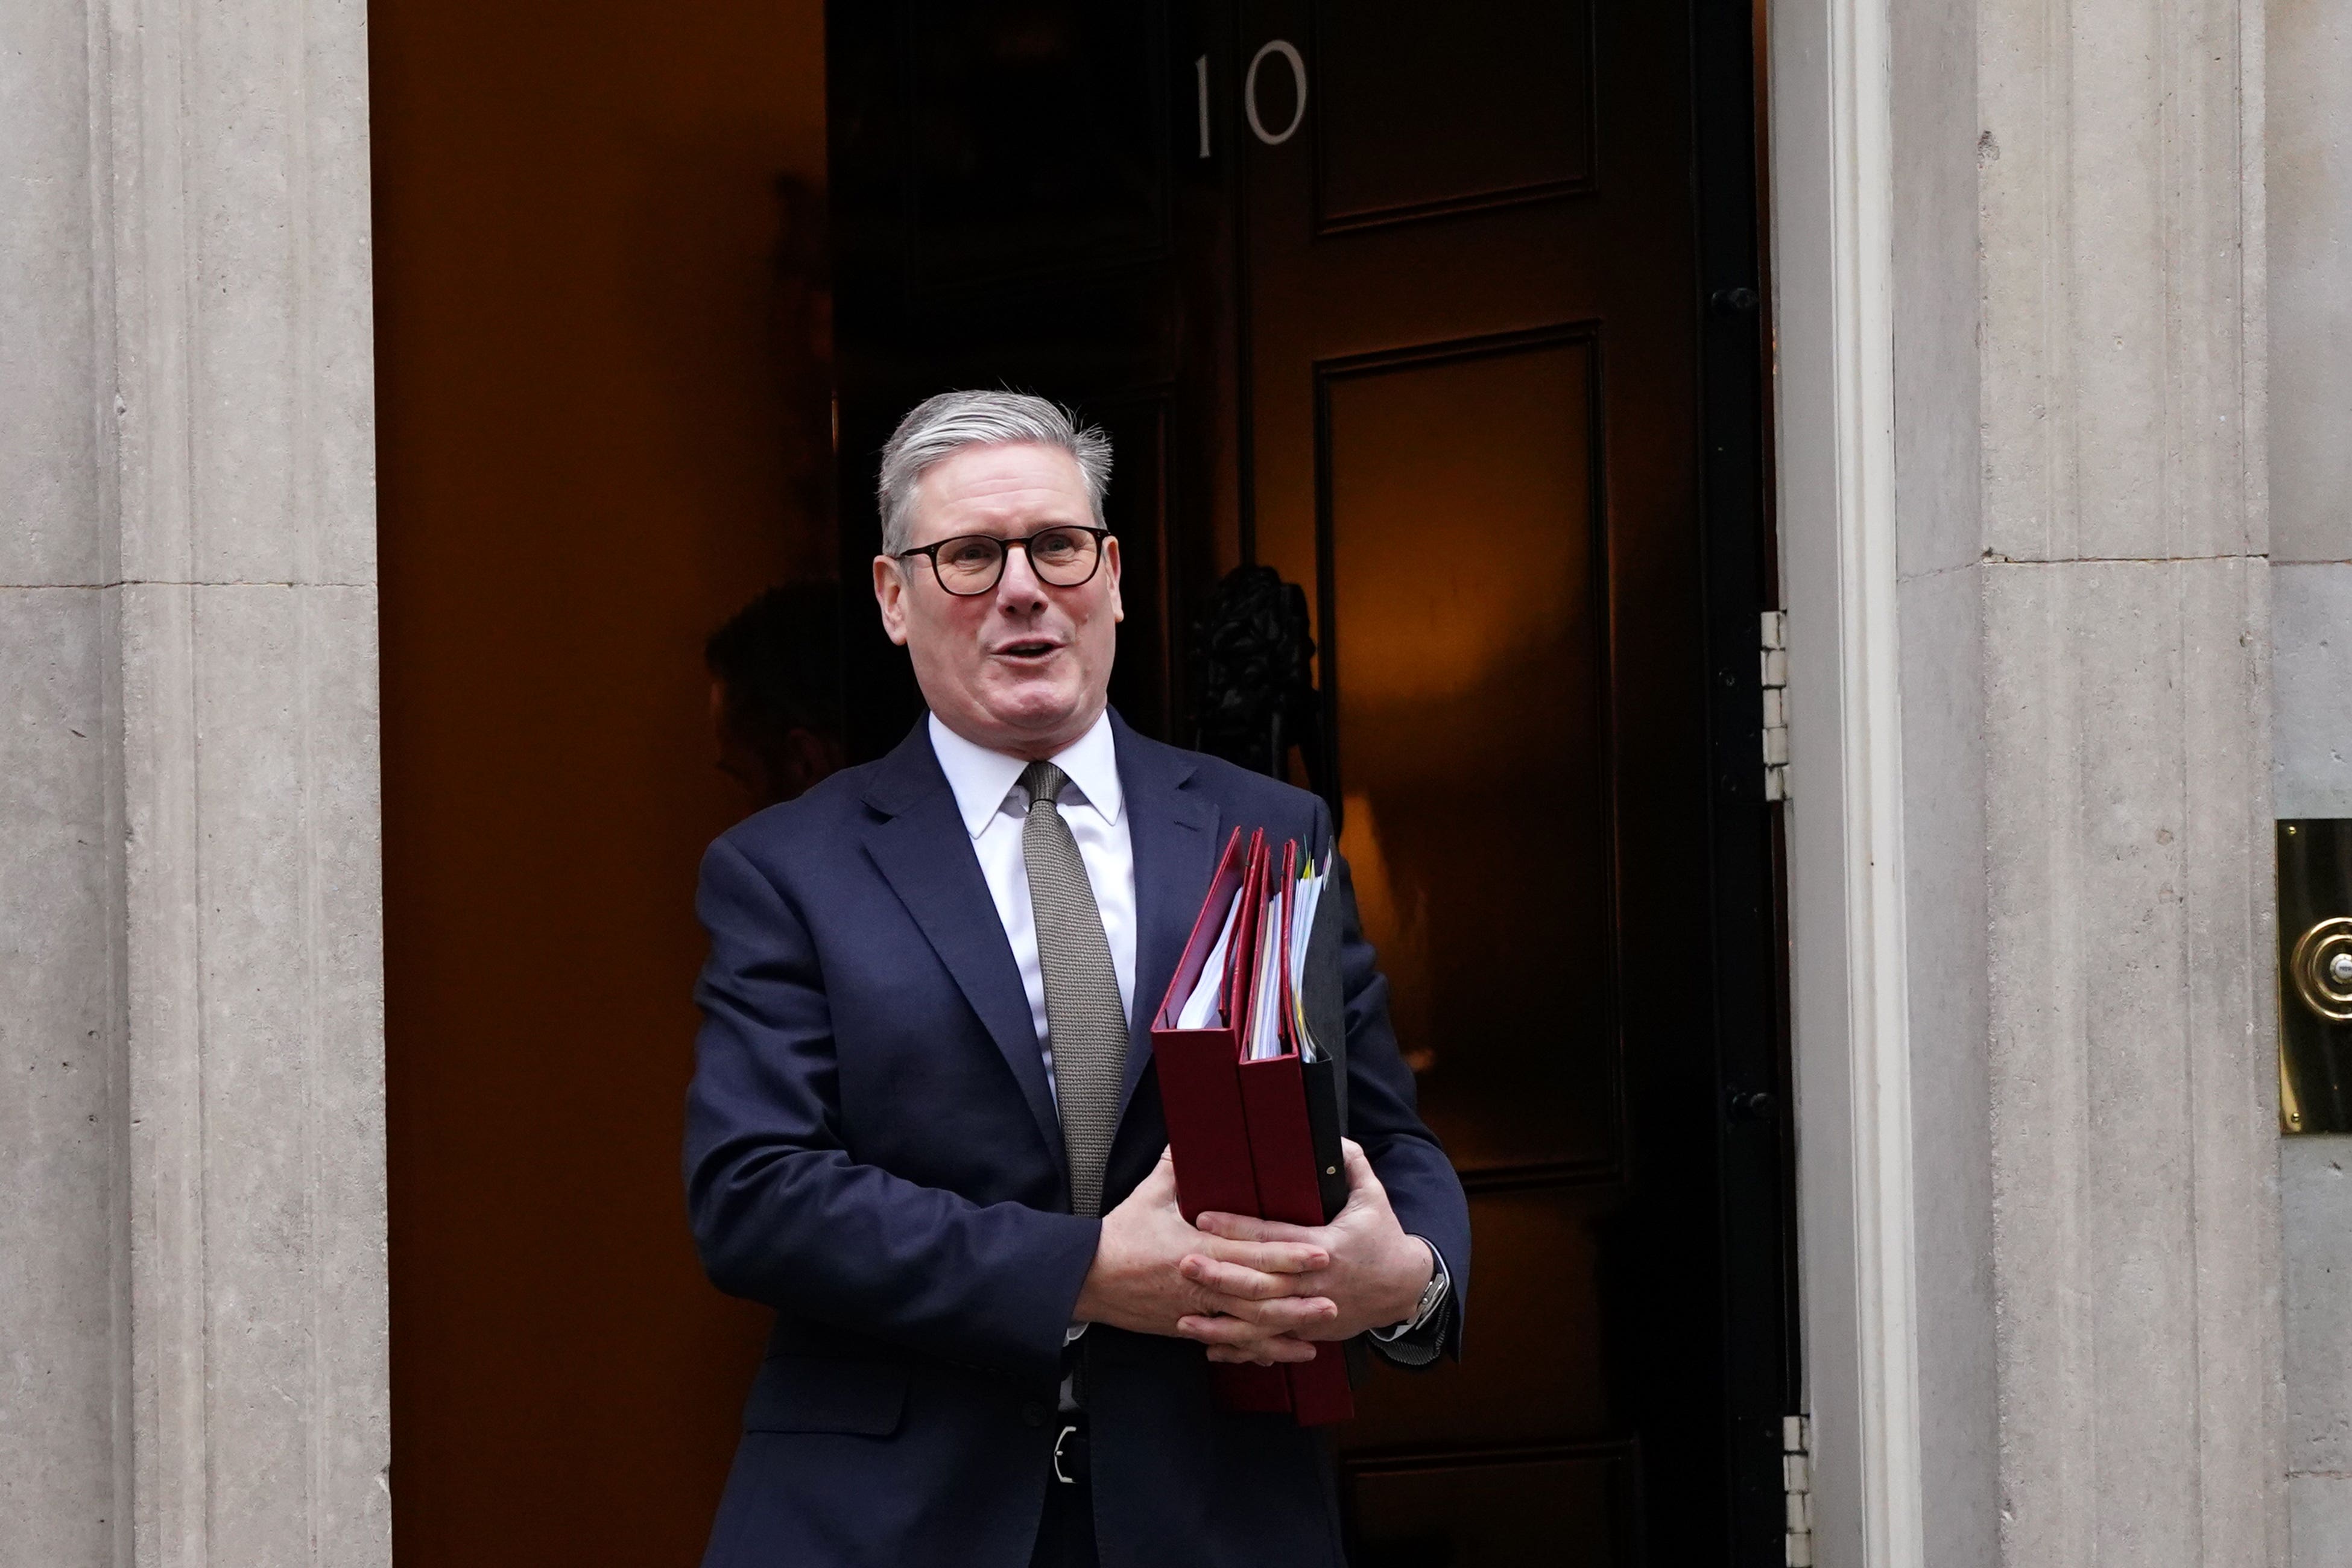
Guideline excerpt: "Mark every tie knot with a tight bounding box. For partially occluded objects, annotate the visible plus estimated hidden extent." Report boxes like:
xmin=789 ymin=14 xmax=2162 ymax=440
xmin=1019 ymin=760 xmax=1069 ymax=808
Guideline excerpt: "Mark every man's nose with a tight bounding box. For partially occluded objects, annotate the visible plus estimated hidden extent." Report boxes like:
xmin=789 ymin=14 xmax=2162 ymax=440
xmin=994 ymin=542 xmax=1049 ymax=606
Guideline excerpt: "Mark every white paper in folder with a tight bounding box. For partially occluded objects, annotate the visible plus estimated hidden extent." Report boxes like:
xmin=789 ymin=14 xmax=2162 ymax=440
xmin=1287 ymin=856 xmax=1329 ymax=1061
xmin=1174 ymin=885 xmax=1242 ymax=1029
xmin=1246 ymin=892 xmax=1283 ymax=1060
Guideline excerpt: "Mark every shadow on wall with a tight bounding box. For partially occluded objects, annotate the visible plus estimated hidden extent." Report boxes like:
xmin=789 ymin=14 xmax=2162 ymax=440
xmin=370 ymin=0 xmax=835 ymax=1560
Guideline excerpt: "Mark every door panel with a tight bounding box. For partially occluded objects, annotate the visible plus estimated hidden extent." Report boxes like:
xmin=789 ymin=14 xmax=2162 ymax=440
xmin=1338 ymin=1184 xmax=1615 ymax=1451
xmin=1318 ymin=330 xmax=1615 ymax=1178
xmin=1311 ymin=0 xmax=1596 ymax=230
xmin=1345 ymin=1444 xmax=1637 ymax=1568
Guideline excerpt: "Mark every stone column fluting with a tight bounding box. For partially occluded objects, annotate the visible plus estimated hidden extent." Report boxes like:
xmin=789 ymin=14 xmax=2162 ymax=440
xmin=1 ymin=0 xmax=390 ymax=1562
xmin=1977 ymin=0 xmax=2283 ymax=1563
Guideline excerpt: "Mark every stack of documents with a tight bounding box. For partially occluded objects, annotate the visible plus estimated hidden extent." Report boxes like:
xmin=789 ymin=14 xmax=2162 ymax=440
xmin=1153 ymin=826 xmax=1354 ymax=1426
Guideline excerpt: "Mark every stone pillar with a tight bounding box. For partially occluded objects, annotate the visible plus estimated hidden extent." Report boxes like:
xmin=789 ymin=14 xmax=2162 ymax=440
xmin=0 ymin=0 xmax=388 ymax=1562
xmin=1976 ymin=0 xmax=2283 ymax=1563
xmin=1775 ymin=0 xmax=2280 ymax=1554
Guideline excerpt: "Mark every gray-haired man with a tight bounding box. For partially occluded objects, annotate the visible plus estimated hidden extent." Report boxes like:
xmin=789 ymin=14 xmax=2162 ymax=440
xmin=684 ymin=391 xmax=1469 ymax=1567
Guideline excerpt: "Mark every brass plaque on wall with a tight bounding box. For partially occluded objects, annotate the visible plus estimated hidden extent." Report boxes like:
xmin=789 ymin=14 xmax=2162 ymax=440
xmin=2279 ymin=820 xmax=2352 ymax=1133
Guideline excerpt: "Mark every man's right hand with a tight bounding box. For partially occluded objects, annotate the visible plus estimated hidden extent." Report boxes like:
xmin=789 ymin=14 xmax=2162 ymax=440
xmin=1073 ymin=1149 xmax=1336 ymax=1363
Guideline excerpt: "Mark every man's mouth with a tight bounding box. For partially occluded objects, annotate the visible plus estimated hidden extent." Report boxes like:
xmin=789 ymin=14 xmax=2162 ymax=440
xmin=994 ymin=639 xmax=1061 ymax=661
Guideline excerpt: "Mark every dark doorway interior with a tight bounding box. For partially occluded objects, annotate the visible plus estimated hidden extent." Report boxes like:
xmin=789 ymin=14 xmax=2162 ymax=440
xmin=829 ymin=2 xmax=1796 ymax=1562
xmin=373 ymin=1 xmax=835 ymax=1560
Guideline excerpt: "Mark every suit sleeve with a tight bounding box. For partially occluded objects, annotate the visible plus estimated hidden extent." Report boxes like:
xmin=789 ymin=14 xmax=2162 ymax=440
xmin=683 ymin=835 xmax=1100 ymax=1382
xmin=1315 ymin=800 xmax=1472 ymax=1362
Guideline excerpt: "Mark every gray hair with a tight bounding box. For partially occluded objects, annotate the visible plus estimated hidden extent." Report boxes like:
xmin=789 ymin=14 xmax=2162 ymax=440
xmin=877 ymin=390 xmax=1113 ymax=556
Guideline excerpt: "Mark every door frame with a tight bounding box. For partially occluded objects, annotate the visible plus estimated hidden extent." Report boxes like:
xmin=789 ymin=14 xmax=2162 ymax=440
xmin=1764 ymin=0 xmax=1932 ymax=1561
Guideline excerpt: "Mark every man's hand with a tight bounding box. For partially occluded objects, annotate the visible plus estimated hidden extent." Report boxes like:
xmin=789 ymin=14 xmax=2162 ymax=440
xmin=1074 ymin=1149 xmax=1338 ymax=1362
xmin=1183 ymin=1140 xmax=1435 ymax=1364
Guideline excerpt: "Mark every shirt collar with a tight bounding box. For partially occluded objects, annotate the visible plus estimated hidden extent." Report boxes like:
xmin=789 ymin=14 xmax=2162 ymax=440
xmin=926 ymin=709 xmax=1124 ymax=840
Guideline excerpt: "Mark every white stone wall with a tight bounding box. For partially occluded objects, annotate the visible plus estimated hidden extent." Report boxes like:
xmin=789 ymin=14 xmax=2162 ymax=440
xmin=0 ymin=0 xmax=388 ymax=1563
xmin=1974 ymin=0 xmax=2283 ymax=1562
xmin=1810 ymin=0 xmax=2287 ymax=1560
xmin=2269 ymin=4 xmax=2352 ymax=1564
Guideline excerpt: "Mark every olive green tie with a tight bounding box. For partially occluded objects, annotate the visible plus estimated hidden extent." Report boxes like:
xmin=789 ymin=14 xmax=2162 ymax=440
xmin=1019 ymin=760 xmax=1126 ymax=1219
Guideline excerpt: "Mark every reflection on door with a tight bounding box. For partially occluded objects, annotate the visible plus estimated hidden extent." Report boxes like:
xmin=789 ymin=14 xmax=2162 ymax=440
xmin=1322 ymin=330 xmax=1614 ymax=1180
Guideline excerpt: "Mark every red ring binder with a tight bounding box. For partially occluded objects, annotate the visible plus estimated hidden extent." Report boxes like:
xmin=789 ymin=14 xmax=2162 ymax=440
xmin=1152 ymin=827 xmax=1356 ymax=1425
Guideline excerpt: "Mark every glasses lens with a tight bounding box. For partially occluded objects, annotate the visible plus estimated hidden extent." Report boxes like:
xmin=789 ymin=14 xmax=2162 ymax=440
xmin=1027 ymin=527 xmax=1099 ymax=585
xmin=934 ymin=535 xmax=1005 ymax=594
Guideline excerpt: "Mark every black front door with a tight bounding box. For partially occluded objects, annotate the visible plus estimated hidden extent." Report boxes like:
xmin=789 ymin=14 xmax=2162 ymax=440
xmin=827 ymin=4 xmax=1794 ymax=1560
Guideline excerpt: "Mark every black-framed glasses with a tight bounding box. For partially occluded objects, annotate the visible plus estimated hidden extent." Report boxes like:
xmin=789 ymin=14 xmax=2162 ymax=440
xmin=895 ymin=525 xmax=1111 ymax=597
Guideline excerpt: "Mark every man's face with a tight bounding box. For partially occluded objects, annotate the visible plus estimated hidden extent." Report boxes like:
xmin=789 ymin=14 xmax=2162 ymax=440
xmin=873 ymin=441 xmax=1122 ymax=759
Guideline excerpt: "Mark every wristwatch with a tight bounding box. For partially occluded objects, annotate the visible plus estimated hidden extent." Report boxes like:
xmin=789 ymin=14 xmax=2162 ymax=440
xmin=1370 ymin=1238 xmax=1449 ymax=1342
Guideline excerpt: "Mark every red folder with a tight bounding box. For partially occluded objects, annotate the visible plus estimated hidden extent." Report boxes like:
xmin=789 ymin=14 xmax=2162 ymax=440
xmin=1153 ymin=828 xmax=1355 ymax=1425
xmin=1239 ymin=840 xmax=1353 ymax=1424
xmin=1153 ymin=829 xmax=1285 ymax=1414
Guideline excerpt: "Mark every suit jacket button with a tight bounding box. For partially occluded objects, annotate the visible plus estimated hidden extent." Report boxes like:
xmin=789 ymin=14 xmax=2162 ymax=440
xmin=1020 ymin=1400 xmax=1049 ymax=1429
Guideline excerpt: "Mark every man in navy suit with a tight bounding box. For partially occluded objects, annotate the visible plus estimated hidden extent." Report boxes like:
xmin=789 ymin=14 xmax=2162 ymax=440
xmin=685 ymin=391 xmax=1470 ymax=1567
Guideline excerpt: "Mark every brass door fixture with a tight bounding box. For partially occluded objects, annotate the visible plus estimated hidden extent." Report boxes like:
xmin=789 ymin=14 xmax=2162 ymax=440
xmin=2278 ymin=820 xmax=2352 ymax=1133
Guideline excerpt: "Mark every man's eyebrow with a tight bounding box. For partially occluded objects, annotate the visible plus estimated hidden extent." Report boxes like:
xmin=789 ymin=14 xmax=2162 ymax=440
xmin=939 ymin=514 xmax=1093 ymax=536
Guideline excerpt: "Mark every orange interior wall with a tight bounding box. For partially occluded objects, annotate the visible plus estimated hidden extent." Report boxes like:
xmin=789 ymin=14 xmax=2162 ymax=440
xmin=370 ymin=2 xmax=829 ymax=1558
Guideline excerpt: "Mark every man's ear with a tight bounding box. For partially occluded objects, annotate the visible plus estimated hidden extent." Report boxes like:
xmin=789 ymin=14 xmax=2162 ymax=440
xmin=1102 ymin=534 xmax=1124 ymax=624
xmin=872 ymin=554 xmax=911 ymax=646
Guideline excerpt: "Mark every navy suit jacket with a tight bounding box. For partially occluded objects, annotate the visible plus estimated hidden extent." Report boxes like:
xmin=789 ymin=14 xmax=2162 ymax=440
xmin=684 ymin=712 xmax=1470 ymax=1568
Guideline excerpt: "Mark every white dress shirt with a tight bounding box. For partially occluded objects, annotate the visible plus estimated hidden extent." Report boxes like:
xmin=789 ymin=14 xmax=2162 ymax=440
xmin=928 ymin=709 xmax=1137 ymax=1077
xmin=931 ymin=709 xmax=1136 ymax=1377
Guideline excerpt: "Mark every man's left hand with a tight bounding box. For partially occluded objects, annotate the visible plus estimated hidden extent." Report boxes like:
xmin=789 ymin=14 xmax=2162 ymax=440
xmin=1177 ymin=1140 xmax=1435 ymax=1364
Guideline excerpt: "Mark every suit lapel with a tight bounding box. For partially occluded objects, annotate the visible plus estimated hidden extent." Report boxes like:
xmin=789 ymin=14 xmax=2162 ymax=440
xmin=1114 ymin=716 xmax=1219 ymax=1121
xmin=861 ymin=726 xmax=1066 ymax=1179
